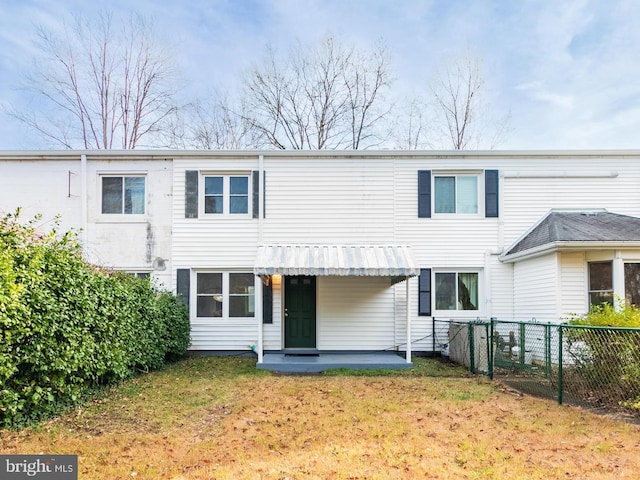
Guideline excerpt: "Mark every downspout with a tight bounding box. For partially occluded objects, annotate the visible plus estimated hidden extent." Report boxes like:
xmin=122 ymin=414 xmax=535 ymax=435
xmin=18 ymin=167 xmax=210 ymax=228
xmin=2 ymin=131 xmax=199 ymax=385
xmin=257 ymin=154 xmax=265 ymax=363
xmin=80 ymin=154 xmax=88 ymax=255
xmin=256 ymin=276 xmax=264 ymax=364
xmin=406 ymin=276 xmax=412 ymax=363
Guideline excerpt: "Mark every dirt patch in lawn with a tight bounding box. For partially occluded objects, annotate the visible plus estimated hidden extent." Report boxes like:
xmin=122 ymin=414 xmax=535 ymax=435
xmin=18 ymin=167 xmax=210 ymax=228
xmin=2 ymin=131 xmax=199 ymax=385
xmin=1 ymin=357 xmax=639 ymax=479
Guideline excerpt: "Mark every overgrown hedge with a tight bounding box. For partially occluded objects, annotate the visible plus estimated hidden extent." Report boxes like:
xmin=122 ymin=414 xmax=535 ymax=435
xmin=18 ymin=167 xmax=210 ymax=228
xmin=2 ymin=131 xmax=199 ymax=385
xmin=567 ymin=302 xmax=640 ymax=411
xmin=0 ymin=211 xmax=190 ymax=427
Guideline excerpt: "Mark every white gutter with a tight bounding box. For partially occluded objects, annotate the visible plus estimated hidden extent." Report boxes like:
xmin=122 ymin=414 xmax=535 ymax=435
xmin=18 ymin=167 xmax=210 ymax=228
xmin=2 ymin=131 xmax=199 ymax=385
xmin=4 ymin=149 xmax=640 ymax=160
xmin=257 ymin=154 xmax=265 ymax=363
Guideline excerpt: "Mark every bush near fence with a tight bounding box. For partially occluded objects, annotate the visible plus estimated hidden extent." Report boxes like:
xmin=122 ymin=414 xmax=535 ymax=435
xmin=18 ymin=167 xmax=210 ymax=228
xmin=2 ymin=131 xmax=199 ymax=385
xmin=0 ymin=211 xmax=190 ymax=427
xmin=434 ymin=317 xmax=640 ymax=415
xmin=565 ymin=303 xmax=640 ymax=410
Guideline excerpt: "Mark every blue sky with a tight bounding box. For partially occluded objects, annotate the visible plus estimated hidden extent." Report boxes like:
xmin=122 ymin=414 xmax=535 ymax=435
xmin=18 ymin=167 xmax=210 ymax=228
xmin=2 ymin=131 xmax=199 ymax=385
xmin=1 ymin=0 xmax=639 ymax=150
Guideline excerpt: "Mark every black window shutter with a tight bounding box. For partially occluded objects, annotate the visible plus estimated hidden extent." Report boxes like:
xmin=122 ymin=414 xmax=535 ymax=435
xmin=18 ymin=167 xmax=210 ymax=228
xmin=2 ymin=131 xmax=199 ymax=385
xmin=176 ymin=269 xmax=190 ymax=310
xmin=185 ymin=170 xmax=199 ymax=218
xmin=418 ymin=268 xmax=431 ymax=316
xmin=262 ymin=281 xmax=273 ymax=324
xmin=252 ymin=170 xmax=259 ymax=219
xmin=252 ymin=170 xmax=266 ymax=219
xmin=485 ymin=170 xmax=499 ymax=218
xmin=418 ymin=170 xmax=431 ymax=218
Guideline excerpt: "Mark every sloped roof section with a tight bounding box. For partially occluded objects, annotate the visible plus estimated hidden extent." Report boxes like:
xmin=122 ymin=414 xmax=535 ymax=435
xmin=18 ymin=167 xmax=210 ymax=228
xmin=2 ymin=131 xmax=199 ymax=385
xmin=254 ymin=244 xmax=419 ymax=278
xmin=504 ymin=211 xmax=640 ymax=258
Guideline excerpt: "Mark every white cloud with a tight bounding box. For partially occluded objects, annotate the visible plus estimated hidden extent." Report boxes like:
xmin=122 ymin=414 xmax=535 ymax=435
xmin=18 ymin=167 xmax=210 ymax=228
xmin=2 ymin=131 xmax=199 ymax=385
xmin=1 ymin=0 xmax=640 ymax=149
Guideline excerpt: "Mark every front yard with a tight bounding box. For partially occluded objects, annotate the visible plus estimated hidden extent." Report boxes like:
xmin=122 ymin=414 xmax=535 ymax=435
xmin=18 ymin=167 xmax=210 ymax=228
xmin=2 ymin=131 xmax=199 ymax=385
xmin=1 ymin=356 xmax=639 ymax=479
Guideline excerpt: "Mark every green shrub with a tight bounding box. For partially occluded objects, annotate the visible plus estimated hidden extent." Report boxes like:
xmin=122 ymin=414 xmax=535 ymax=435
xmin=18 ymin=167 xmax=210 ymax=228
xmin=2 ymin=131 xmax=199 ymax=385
xmin=0 ymin=210 xmax=190 ymax=427
xmin=569 ymin=301 xmax=640 ymax=328
xmin=566 ymin=302 xmax=640 ymax=410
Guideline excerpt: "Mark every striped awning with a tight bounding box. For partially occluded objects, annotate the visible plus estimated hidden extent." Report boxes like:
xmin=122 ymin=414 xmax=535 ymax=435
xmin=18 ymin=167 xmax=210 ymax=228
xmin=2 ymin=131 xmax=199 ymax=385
xmin=254 ymin=244 xmax=419 ymax=278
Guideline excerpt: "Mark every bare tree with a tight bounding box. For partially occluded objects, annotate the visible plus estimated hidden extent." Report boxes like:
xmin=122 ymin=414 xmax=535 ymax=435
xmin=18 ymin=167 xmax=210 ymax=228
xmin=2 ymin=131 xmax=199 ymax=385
xmin=427 ymin=54 xmax=510 ymax=150
xmin=11 ymin=12 xmax=178 ymax=149
xmin=167 ymin=94 xmax=262 ymax=149
xmin=243 ymin=37 xmax=392 ymax=150
xmin=391 ymin=96 xmax=431 ymax=150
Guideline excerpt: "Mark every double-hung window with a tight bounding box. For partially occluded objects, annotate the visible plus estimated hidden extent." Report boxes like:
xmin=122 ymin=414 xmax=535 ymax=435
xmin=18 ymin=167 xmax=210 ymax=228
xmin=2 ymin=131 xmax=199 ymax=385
xmin=434 ymin=175 xmax=478 ymax=214
xmin=204 ymin=175 xmax=249 ymax=215
xmin=196 ymin=272 xmax=255 ymax=319
xmin=101 ymin=176 xmax=145 ymax=214
xmin=435 ymin=271 xmax=479 ymax=311
xmin=588 ymin=261 xmax=613 ymax=308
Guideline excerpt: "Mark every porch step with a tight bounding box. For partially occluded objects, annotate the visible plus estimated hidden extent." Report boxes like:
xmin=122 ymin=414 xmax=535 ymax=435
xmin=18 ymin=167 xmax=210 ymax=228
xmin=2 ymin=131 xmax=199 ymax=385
xmin=258 ymin=352 xmax=412 ymax=373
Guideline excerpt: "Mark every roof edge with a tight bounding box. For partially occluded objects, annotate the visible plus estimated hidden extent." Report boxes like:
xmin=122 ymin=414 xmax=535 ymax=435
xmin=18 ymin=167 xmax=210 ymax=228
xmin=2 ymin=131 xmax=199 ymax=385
xmin=500 ymin=241 xmax=640 ymax=263
xmin=5 ymin=148 xmax=640 ymax=161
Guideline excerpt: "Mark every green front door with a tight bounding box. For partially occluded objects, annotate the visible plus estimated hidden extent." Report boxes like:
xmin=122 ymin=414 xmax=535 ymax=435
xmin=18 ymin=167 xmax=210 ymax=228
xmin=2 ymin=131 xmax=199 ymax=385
xmin=284 ymin=276 xmax=317 ymax=348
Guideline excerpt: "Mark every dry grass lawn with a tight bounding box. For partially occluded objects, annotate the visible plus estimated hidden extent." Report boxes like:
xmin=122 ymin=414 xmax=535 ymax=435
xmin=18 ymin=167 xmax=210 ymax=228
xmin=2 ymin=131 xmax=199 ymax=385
xmin=1 ymin=356 xmax=639 ymax=479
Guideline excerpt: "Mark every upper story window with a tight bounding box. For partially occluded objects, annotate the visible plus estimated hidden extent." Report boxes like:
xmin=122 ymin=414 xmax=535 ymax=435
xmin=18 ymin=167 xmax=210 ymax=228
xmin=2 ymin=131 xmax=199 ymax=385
xmin=203 ymin=175 xmax=249 ymax=215
xmin=435 ymin=271 xmax=479 ymax=311
xmin=588 ymin=261 xmax=613 ymax=308
xmin=418 ymin=170 xmax=497 ymax=218
xmin=101 ymin=176 xmax=145 ymax=215
xmin=434 ymin=175 xmax=478 ymax=214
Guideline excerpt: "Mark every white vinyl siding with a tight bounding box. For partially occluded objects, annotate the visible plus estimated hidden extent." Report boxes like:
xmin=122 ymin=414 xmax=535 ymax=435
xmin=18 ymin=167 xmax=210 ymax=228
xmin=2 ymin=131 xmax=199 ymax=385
xmin=559 ymin=252 xmax=588 ymax=317
xmin=501 ymin=165 xmax=640 ymax=248
xmin=513 ymin=253 xmax=559 ymax=323
xmin=489 ymin=255 xmax=514 ymax=320
xmin=169 ymin=153 xmax=640 ymax=350
xmin=173 ymin=159 xmax=260 ymax=272
xmin=189 ymin=273 xmax=262 ymax=351
xmin=261 ymin=159 xmax=396 ymax=244
xmin=263 ymin=279 xmax=283 ymax=350
xmin=317 ymin=277 xmax=395 ymax=350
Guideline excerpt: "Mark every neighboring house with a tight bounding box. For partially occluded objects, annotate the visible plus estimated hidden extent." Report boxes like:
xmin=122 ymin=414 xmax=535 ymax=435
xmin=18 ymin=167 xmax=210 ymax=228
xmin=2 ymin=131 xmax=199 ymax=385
xmin=2 ymin=150 xmax=640 ymax=367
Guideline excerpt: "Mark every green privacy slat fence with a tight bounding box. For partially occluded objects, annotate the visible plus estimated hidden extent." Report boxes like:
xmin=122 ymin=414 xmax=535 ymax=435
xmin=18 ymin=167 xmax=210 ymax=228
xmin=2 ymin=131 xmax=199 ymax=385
xmin=433 ymin=318 xmax=640 ymax=416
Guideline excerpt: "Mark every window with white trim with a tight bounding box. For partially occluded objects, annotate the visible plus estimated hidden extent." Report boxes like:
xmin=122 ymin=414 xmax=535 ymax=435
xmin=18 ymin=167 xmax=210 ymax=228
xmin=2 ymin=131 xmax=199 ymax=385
xmin=128 ymin=271 xmax=150 ymax=280
xmin=434 ymin=174 xmax=478 ymax=214
xmin=435 ymin=271 xmax=479 ymax=311
xmin=196 ymin=272 xmax=255 ymax=318
xmin=203 ymin=175 xmax=249 ymax=215
xmin=101 ymin=176 xmax=145 ymax=214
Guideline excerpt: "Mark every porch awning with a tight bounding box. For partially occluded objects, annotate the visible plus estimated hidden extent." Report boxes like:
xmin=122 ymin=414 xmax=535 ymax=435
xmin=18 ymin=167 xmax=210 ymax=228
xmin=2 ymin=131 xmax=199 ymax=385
xmin=254 ymin=244 xmax=420 ymax=278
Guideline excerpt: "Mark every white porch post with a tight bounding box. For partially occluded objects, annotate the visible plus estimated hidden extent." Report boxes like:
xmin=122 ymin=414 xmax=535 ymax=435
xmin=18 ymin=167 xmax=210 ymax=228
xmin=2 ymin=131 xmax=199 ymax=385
xmin=613 ymin=250 xmax=625 ymax=311
xmin=406 ymin=275 xmax=412 ymax=363
xmin=256 ymin=276 xmax=264 ymax=363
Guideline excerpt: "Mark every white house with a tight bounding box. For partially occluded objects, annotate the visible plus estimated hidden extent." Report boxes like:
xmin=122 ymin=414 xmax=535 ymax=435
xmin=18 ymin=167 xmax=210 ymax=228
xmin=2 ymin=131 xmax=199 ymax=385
xmin=2 ymin=150 xmax=640 ymax=370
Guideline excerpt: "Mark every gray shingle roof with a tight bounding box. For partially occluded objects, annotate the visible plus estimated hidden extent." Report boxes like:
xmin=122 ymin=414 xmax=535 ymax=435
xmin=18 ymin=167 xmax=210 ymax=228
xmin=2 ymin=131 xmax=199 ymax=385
xmin=505 ymin=211 xmax=640 ymax=256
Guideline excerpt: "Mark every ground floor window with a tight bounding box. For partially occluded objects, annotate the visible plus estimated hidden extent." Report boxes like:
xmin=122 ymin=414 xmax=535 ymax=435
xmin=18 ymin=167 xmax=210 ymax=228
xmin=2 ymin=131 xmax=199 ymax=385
xmin=588 ymin=260 xmax=640 ymax=309
xmin=196 ymin=272 xmax=255 ymax=318
xmin=588 ymin=261 xmax=613 ymax=308
xmin=435 ymin=271 xmax=478 ymax=311
xmin=624 ymin=263 xmax=640 ymax=307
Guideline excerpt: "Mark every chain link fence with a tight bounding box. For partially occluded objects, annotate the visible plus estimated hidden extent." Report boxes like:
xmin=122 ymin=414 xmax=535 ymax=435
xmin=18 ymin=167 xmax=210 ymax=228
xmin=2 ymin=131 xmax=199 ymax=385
xmin=433 ymin=318 xmax=640 ymax=417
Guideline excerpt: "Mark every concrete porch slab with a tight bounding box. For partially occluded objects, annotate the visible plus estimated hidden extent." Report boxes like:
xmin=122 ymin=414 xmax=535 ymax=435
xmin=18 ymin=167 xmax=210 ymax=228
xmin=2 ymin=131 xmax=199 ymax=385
xmin=257 ymin=352 xmax=412 ymax=373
